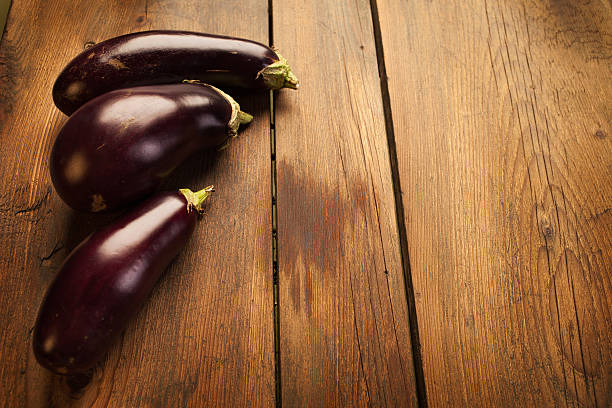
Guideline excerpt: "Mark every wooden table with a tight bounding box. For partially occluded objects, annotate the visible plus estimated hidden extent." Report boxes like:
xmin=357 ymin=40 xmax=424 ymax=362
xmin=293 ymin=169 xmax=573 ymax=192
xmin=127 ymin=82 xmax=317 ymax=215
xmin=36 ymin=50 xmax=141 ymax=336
xmin=0 ymin=1 xmax=610 ymax=406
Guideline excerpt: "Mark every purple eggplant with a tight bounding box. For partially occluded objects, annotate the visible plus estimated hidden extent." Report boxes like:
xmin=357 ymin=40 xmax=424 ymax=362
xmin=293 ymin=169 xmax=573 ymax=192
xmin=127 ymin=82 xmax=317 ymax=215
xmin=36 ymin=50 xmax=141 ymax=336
xmin=53 ymin=30 xmax=299 ymax=115
xmin=50 ymin=82 xmax=250 ymax=212
xmin=33 ymin=186 xmax=213 ymax=374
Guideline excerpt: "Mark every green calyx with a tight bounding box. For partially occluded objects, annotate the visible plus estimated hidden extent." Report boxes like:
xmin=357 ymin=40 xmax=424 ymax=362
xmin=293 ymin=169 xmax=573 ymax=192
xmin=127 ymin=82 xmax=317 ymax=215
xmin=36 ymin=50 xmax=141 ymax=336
xmin=179 ymin=186 xmax=215 ymax=213
xmin=182 ymin=80 xmax=253 ymax=139
xmin=258 ymin=52 xmax=299 ymax=90
xmin=206 ymin=84 xmax=253 ymax=137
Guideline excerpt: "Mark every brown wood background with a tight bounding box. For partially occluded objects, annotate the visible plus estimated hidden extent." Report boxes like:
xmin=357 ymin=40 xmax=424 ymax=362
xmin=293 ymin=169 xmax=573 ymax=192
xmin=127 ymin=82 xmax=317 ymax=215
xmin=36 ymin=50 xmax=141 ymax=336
xmin=0 ymin=0 xmax=610 ymax=407
xmin=378 ymin=1 xmax=611 ymax=406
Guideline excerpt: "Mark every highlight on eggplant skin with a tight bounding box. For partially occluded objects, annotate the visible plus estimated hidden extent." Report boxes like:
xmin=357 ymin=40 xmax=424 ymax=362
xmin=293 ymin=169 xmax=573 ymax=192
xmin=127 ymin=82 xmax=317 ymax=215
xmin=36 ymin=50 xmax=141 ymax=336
xmin=49 ymin=83 xmax=251 ymax=213
xmin=53 ymin=30 xmax=299 ymax=115
xmin=33 ymin=186 xmax=213 ymax=375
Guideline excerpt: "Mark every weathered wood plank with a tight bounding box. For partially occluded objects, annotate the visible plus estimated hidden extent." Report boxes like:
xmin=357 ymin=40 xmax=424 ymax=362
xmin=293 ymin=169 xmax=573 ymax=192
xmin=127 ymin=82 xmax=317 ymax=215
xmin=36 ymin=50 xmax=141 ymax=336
xmin=377 ymin=0 xmax=611 ymax=406
xmin=0 ymin=1 xmax=274 ymax=406
xmin=273 ymin=0 xmax=418 ymax=406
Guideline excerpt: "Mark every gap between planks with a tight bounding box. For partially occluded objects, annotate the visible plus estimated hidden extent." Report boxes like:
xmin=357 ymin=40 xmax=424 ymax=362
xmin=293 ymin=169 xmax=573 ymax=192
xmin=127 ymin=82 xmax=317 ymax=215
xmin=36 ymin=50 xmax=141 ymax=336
xmin=270 ymin=89 xmax=282 ymax=408
xmin=268 ymin=0 xmax=282 ymax=406
xmin=269 ymin=0 xmax=428 ymax=406
xmin=368 ymin=0 xmax=428 ymax=406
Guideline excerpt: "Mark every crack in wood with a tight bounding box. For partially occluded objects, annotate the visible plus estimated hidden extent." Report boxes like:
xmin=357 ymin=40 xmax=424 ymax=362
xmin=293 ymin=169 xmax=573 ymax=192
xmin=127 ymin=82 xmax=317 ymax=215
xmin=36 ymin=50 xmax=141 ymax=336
xmin=14 ymin=187 xmax=51 ymax=216
xmin=40 ymin=241 xmax=64 ymax=265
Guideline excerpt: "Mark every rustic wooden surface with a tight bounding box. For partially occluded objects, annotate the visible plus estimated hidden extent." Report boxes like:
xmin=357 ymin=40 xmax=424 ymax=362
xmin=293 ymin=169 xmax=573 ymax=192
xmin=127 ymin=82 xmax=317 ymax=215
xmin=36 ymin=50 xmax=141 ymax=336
xmin=0 ymin=0 xmax=610 ymax=407
xmin=0 ymin=0 xmax=274 ymax=407
xmin=377 ymin=0 xmax=612 ymax=407
xmin=273 ymin=0 xmax=418 ymax=406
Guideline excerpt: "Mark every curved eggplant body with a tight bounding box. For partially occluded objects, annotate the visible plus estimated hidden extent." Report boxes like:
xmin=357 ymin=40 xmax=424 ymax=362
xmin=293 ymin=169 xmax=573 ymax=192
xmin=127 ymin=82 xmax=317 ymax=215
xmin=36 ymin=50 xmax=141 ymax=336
xmin=53 ymin=30 xmax=299 ymax=115
xmin=50 ymin=83 xmax=245 ymax=212
xmin=33 ymin=189 xmax=210 ymax=374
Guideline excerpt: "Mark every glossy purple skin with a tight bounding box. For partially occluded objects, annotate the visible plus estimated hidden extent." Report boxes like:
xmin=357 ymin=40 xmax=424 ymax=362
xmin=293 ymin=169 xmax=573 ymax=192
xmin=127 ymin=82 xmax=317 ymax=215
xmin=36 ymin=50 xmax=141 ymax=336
xmin=50 ymin=83 xmax=229 ymax=212
xmin=53 ymin=30 xmax=278 ymax=115
xmin=33 ymin=191 xmax=197 ymax=374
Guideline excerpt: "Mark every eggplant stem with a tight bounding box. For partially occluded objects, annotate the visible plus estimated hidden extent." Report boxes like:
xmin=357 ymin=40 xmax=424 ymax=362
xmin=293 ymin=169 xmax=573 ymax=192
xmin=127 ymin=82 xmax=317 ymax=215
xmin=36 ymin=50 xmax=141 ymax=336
xmin=239 ymin=111 xmax=254 ymax=124
xmin=216 ymin=138 xmax=232 ymax=151
xmin=214 ymin=111 xmax=253 ymax=150
xmin=182 ymin=80 xmax=252 ymax=149
xmin=179 ymin=186 xmax=214 ymax=214
xmin=257 ymin=52 xmax=299 ymax=90
xmin=196 ymin=83 xmax=252 ymax=137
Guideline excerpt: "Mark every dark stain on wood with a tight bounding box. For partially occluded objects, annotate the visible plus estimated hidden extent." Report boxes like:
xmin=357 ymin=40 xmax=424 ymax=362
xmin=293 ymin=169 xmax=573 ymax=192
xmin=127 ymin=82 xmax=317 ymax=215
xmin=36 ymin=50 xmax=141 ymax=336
xmin=277 ymin=159 xmax=376 ymax=315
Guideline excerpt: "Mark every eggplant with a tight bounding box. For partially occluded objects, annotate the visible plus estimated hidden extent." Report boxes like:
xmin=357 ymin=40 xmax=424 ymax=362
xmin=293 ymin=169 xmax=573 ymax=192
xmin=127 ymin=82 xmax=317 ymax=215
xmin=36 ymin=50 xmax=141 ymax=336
xmin=33 ymin=186 xmax=214 ymax=374
xmin=53 ymin=30 xmax=299 ymax=115
xmin=50 ymin=82 xmax=250 ymax=212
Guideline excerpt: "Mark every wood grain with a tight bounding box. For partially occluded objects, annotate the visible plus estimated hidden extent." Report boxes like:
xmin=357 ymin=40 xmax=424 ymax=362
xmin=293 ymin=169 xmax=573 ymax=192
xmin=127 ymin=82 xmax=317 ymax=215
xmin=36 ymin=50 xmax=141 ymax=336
xmin=377 ymin=0 xmax=611 ymax=406
xmin=273 ymin=0 xmax=418 ymax=406
xmin=0 ymin=1 xmax=274 ymax=406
